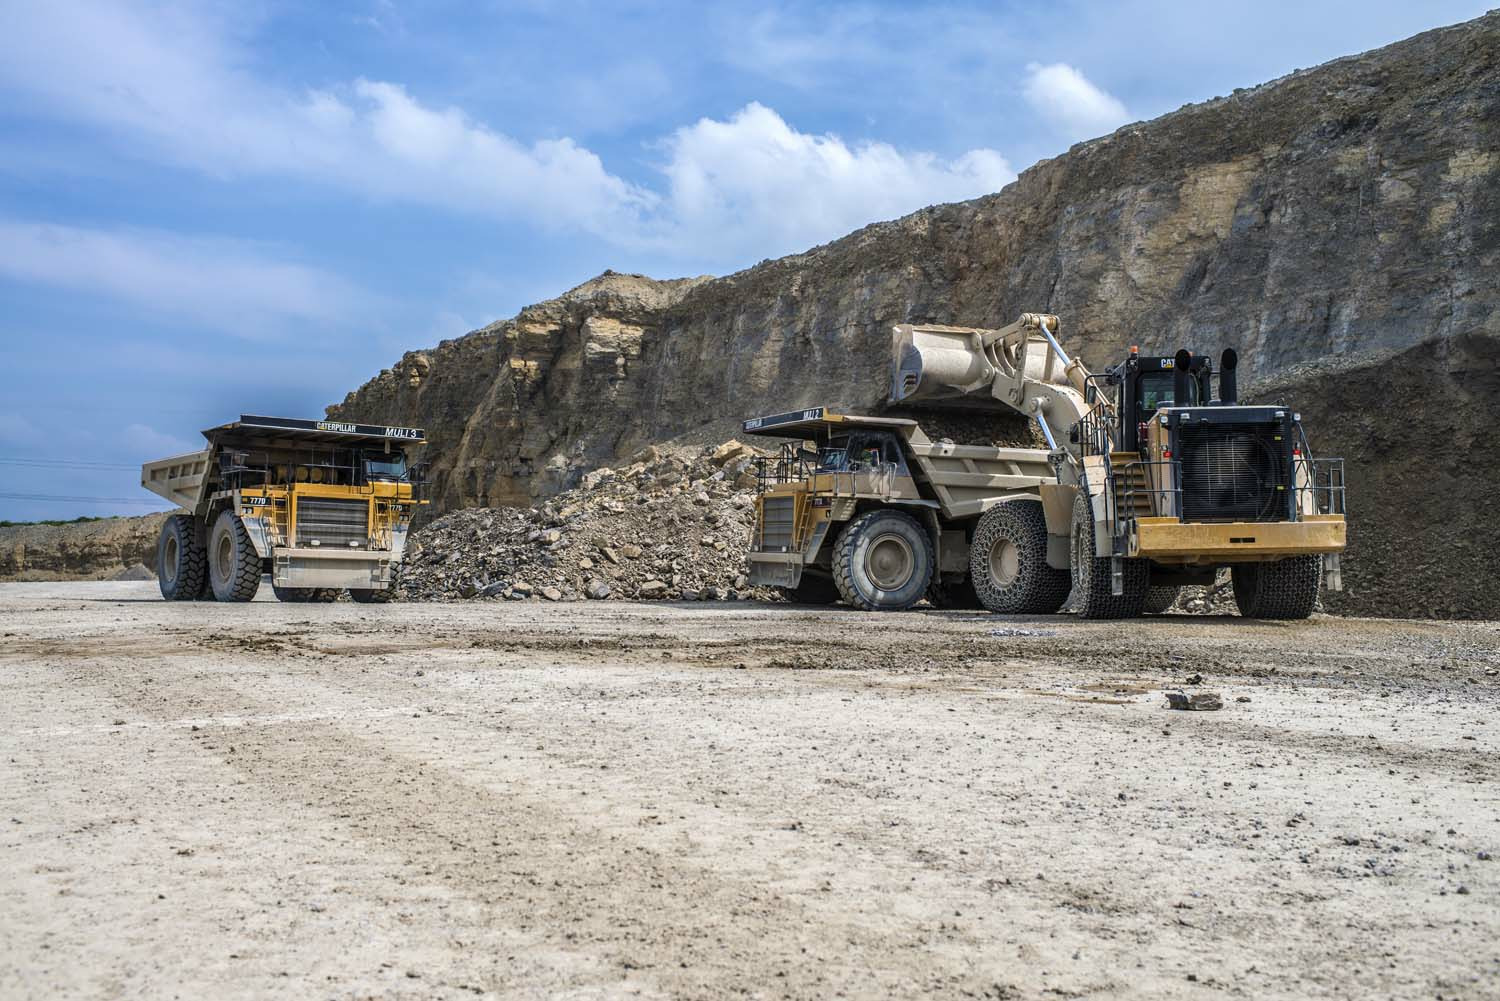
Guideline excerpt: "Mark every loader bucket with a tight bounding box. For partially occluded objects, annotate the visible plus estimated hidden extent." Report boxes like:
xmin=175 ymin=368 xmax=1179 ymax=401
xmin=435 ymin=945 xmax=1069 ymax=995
xmin=891 ymin=317 xmax=1076 ymax=410
xmin=892 ymin=325 xmax=996 ymax=405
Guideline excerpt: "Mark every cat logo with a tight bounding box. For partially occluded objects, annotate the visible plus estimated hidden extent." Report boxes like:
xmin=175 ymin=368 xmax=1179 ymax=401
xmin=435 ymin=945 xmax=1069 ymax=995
xmin=1160 ymin=358 xmax=1174 ymax=369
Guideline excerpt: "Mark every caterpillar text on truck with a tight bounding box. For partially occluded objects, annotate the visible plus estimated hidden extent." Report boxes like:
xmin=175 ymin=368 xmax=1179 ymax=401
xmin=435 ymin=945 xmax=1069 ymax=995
xmin=140 ymin=415 xmax=427 ymax=603
xmin=742 ymin=314 xmax=1346 ymax=619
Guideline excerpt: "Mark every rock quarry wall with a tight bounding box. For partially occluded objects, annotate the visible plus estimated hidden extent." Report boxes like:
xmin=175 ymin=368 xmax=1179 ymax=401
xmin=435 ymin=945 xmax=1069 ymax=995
xmin=333 ymin=13 xmax=1498 ymax=523
xmin=0 ymin=513 xmax=167 ymax=581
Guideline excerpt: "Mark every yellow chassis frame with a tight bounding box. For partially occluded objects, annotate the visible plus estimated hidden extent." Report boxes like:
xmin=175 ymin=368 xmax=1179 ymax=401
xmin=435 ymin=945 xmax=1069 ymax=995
xmin=1132 ymin=514 xmax=1345 ymax=564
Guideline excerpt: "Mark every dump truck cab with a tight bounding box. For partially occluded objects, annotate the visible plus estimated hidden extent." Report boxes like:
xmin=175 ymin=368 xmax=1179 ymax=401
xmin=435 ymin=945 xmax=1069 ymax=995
xmin=744 ymin=409 xmax=930 ymax=604
xmin=141 ymin=415 xmax=428 ymax=603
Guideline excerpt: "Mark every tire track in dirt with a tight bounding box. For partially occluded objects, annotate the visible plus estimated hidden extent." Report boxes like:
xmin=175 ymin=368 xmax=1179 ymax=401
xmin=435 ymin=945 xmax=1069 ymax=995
xmin=96 ymin=658 xmax=1035 ymax=999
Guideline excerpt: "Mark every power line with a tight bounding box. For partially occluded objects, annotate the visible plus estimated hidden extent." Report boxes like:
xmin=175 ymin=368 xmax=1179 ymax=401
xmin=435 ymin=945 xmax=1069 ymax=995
xmin=0 ymin=492 xmax=166 ymax=506
xmin=0 ymin=457 xmax=142 ymax=470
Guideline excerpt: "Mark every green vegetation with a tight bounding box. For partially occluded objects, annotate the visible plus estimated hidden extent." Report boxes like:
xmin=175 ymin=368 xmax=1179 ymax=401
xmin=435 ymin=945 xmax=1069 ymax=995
xmin=0 ymin=515 xmax=111 ymax=528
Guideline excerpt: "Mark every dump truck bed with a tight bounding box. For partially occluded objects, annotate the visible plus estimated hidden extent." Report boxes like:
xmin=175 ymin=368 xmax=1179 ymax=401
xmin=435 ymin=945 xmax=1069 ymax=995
xmin=140 ymin=450 xmax=214 ymax=509
xmin=904 ymin=438 xmax=1055 ymax=519
xmin=742 ymin=406 xmax=1055 ymax=520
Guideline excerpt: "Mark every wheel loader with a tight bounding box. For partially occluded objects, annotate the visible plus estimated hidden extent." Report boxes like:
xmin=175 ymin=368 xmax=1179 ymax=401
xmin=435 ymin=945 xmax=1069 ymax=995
xmin=140 ymin=415 xmax=427 ymax=603
xmin=742 ymin=314 xmax=1346 ymax=619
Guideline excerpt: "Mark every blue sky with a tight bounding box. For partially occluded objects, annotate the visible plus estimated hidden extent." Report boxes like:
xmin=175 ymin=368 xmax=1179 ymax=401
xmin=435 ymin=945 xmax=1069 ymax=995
xmin=0 ymin=0 xmax=1487 ymax=522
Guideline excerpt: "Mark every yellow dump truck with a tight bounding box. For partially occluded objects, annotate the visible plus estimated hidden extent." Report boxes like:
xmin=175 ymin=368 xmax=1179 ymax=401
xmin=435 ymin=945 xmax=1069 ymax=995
xmin=140 ymin=415 xmax=426 ymax=603
xmin=744 ymin=314 xmax=1346 ymax=619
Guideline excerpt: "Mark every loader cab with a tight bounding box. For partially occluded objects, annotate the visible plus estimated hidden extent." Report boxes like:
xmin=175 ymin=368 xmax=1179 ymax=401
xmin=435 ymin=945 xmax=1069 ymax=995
xmin=1114 ymin=351 xmax=1213 ymax=452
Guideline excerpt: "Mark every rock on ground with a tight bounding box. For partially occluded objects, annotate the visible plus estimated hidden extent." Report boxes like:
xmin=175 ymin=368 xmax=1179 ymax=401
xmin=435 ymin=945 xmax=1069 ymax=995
xmin=398 ymin=442 xmax=768 ymax=602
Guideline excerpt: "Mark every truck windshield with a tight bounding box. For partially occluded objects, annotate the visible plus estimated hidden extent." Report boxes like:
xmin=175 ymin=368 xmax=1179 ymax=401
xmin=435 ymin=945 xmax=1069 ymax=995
xmin=364 ymin=454 xmax=408 ymax=481
xmin=816 ymin=436 xmax=850 ymax=471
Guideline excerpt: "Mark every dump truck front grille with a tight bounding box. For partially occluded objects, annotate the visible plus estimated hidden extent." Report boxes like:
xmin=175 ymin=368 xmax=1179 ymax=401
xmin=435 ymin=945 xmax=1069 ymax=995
xmin=296 ymin=497 xmax=369 ymax=547
xmin=1179 ymin=422 xmax=1290 ymax=522
xmin=760 ymin=496 xmax=796 ymax=552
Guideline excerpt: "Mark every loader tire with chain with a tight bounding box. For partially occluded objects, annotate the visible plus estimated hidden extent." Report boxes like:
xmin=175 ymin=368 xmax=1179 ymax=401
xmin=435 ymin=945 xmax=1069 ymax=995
xmin=348 ymin=587 xmax=396 ymax=604
xmin=969 ymin=500 xmax=1071 ymax=614
xmin=1070 ymin=492 xmax=1148 ymax=619
xmin=274 ymin=586 xmax=343 ymax=603
xmin=207 ymin=509 xmax=262 ymax=603
xmin=1143 ymin=585 xmax=1180 ymax=615
xmin=157 ymin=514 xmax=208 ymax=601
xmin=833 ymin=509 xmax=934 ymax=611
xmin=1231 ymin=556 xmax=1321 ymax=619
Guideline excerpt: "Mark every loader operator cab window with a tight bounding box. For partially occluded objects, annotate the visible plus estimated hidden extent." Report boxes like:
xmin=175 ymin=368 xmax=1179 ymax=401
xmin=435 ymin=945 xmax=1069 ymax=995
xmin=1137 ymin=371 xmax=1198 ymax=421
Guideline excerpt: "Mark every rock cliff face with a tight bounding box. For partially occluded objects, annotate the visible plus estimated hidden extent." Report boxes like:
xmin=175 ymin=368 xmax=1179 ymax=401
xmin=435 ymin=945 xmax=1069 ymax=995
xmin=334 ymin=13 xmax=1498 ymax=518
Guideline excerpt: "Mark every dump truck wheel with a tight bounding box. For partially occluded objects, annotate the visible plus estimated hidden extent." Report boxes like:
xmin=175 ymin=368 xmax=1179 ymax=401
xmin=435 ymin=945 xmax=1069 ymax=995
xmin=833 ymin=509 xmax=934 ymax=611
xmin=207 ymin=510 xmax=262 ymax=602
xmin=1231 ymin=556 xmax=1321 ymax=619
xmin=1143 ymin=585 xmax=1180 ymax=615
xmin=1070 ymin=493 xmax=1148 ymax=619
xmin=157 ymin=514 xmax=207 ymax=601
xmin=969 ymin=501 xmax=1071 ymax=614
xmin=780 ymin=574 xmax=839 ymax=605
xmin=349 ymin=588 xmax=396 ymax=604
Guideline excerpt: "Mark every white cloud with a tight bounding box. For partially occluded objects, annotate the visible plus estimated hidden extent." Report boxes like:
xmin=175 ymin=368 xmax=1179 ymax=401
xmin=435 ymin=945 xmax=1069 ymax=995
xmin=657 ymin=103 xmax=1013 ymax=260
xmin=0 ymin=221 xmax=372 ymax=335
xmin=0 ymin=1 xmax=1014 ymax=267
xmin=0 ymin=414 xmax=40 ymax=445
xmin=1023 ymin=63 xmax=1132 ymax=142
xmin=121 ymin=422 xmax=198 ymax=458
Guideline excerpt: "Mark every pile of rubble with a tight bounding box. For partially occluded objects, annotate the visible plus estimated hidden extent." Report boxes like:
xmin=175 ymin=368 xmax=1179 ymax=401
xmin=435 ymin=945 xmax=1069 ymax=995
xmin=397 ymin=441 xmax=770 ymax=602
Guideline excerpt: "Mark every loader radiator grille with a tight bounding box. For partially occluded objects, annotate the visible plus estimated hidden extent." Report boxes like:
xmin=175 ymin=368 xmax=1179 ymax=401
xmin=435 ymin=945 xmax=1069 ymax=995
xmin=760 ymin=496 xmax=796 ymax=552
xmin=296 ymin=497 xmax=369 ymax=547
xmin=1179 ymin=422 xmax=1290 ymax=522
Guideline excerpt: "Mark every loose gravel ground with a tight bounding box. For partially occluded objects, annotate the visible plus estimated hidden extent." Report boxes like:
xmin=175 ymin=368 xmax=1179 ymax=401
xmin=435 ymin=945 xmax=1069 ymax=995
xmin=2 ymin=582 xmax=1497 ymax=1000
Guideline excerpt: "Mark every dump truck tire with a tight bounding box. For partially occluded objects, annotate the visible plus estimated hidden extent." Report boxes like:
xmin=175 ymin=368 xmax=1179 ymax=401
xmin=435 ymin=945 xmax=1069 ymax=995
xmin=157 ymin=514 xmax=207 ymax=601
xmin=207 ymin=510 xmax=261 ymax=602
xmin=1144 ymin=585 xmax=1180 ymax=614
xmin=833 ymin=509 xmax=933 ymax=611
xmin=780 ymin=574 xmax=840 ymax=605
xmin=969 ymin=501 xmax=1071 ymax=614
xmin=1070 ymin=493 xmax=1148 ymax=619
xmin=349 ymin=588 xmax=396 ymax=604
xmin=1231 ymin=556 xmax=1320 ymax=619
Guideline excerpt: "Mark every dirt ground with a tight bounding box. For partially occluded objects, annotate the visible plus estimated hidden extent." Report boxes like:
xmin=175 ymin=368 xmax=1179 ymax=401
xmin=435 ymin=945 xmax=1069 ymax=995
xmin=2 ymin=582 xmax=1497 ymax=1000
